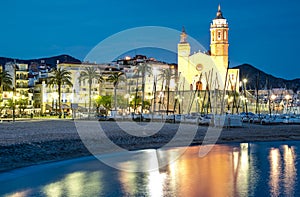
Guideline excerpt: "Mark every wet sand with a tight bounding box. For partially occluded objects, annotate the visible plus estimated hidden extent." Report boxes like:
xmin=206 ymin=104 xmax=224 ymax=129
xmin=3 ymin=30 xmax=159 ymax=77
xmin=1 ymin=119 xmax=300 ymax=172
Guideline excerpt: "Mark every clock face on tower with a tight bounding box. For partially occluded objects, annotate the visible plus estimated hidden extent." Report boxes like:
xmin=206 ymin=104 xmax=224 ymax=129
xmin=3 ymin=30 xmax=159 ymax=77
xmin=180 ymin=50 xmax=187 ymax=56
xmin=196 ymin=64 xmax=203 ymax=71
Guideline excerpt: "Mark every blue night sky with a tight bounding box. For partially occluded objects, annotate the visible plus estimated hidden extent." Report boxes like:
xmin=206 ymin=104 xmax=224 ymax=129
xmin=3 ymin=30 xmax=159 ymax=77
xmin=0 ymin=0 xmax=299 ymax=79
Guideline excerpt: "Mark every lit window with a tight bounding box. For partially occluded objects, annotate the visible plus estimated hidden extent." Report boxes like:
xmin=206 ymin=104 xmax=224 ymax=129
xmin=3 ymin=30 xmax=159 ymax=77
xmin=224 ymin=31 xmax=227 ymax=40
xmin=217 ymin=31 xmax=221 ymax=40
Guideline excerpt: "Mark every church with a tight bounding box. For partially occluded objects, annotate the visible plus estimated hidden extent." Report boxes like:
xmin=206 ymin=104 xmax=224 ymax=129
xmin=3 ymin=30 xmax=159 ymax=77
xmin=177 ymin=5 xmax=239 ymax=92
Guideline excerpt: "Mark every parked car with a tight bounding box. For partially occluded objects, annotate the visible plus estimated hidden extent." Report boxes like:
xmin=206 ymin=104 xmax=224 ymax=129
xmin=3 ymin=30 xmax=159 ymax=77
xmin=183 ymin=114 xmax=199 ymax=124
xmin=261 ymin=115 xmax=284 ymax=125
xmin=131 ymin=113 xmax=151 ymax=122
xmin=239 ymin=112 xmax=256 ymax=122
xmin=97 ymin=114 xmax=115 ymax=121
xmin=282 ymin=115 xmax=300 ymax=124
xmin=165 ymin=114 xmax=182 ymax=123
xmin=249 ymin=114 xmax=265 ymax=124
xmin=198 ymin=115 xmax=212 ymax=125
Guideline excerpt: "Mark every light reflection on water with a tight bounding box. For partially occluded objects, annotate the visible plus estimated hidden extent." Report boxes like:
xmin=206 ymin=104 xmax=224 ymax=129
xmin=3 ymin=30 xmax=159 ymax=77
xmin=0 ymin=141 xmax=299 ymax=197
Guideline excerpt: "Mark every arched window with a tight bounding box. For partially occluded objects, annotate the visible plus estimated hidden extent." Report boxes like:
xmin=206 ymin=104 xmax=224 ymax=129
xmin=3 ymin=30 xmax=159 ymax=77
xmin=224 ymin=31 xmax=227 ymax=40
xmin=196 ymin=81 xmax=202 ymax=91
xmin=217 ymin=31 xmax=221 ymax=40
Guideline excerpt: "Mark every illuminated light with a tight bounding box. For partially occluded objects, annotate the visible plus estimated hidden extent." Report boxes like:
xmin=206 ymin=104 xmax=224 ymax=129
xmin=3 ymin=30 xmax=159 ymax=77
xmin=285 ymin=95 xmax=291 ymax=100
xmin=271 ymin=94 xmax=276 ymax=101
xmin=243 ymin=78 xmax=247 ymax=83
xmin=125 ymin=56 xmax=131 ymax=60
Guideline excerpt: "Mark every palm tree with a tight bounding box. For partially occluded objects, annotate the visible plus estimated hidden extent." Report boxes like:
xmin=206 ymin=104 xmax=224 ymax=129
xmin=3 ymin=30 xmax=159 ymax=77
xmin=137 ymin=63 xmax=152 ymax=114
xmin=107 ymin=72 xmax=124 ymax=114
xmin=159 ymin=68 xmax=174 ymax=115
xmin=0 ymin=70 xmax=13 ymax=98
xmin=79 ymin=67 xmax=103 ymax=118
xmin=47 ymin=68 xmax=73 ymax=118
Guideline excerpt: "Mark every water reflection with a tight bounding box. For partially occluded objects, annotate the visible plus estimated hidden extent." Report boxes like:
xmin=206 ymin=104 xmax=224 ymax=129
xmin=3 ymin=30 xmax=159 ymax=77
xmin=283 ymin=145 xmax=296 ymax=196
xmin=268 ymin=145 xmax=297 ymax=197
xmin=0 ymin=141 xmax=299 ymax=197
xmin=42 ymin=171 xmax=103 ymax=197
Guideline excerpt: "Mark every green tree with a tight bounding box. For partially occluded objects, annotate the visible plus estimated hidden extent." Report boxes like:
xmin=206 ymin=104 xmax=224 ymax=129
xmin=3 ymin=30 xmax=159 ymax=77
xmin=0 ymin=70 xmax=13 ymax=100
xmin=94 ymin=95 xmax=102 ymax=114
xmin=47 ymin=68 xmax=73 ymax=118
xmin=17 ymin=98 xmax=28 ymax=115
xmin=79 ymin=67 xmax=103 ymax=118
xmin=100 ymin=95 xmax=113 ymax=115
xmin=7 ymin=99 xmax=15 ymax=111
xmin=159 ymin=68 xmax=174 ymax=115
xmin=137 ymin=63 xmax=152 ymax=114
xmin=0 ymin=102 xmax=7 ymax=117
xmin=107 ymin=72 xmax=124 ymax=113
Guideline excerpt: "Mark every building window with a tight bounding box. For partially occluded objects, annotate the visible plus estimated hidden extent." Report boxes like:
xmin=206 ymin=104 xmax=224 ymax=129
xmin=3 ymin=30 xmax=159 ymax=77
xmin=217 ymin=31 xmax=221 ymax=40
xmin=212 ymin=32 xmax=215 ymax=41
xmin=224 ymin=31 xmax=227 ymax=40
xmin=196 ymin=81 xmax=202 ymax=91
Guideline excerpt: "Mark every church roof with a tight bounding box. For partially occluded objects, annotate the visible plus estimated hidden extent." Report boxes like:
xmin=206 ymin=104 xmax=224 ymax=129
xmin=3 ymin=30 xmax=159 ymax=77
xmin=215 ymin=4 xmax=225 ymax=19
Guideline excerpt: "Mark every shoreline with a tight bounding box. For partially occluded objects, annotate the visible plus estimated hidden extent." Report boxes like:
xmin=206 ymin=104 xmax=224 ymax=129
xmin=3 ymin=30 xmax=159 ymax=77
xmin=1 ymin=119 xmax=300 ymax=172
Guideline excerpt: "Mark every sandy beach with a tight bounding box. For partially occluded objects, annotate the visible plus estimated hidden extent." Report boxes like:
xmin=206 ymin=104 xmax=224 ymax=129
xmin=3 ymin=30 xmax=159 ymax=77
xmin=1 ymin=119 xmax=300 ymax=172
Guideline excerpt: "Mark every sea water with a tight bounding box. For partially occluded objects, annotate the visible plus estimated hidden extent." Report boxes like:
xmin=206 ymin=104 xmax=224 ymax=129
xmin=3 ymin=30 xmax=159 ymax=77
xmin=0 ymin=141 xmax=299 ymax=197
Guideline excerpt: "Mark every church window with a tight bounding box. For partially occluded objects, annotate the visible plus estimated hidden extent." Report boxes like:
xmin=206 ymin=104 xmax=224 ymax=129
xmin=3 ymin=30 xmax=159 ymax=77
xmin=196 ymin=81 xmax=202 ymax=90
xmin=217 ymin=31 xmax=221 ymax=40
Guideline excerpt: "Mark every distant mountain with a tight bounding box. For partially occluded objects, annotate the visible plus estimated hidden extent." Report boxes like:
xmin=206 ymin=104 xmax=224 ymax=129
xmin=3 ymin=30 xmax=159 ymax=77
xmin=0 ymin=54 xmax=81 ymax=68
xmin=232 ymin=64 xmax=300 ymax=91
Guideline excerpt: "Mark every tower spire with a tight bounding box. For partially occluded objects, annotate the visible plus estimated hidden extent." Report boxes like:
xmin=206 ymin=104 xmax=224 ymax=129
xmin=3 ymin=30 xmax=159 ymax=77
xmin=216 ymin=4 xmax=224 ymax=19
xmin=180 ymin=26 xmax=187 ymax=43
xmin=182 ymin=26 xmax=186 ymax=34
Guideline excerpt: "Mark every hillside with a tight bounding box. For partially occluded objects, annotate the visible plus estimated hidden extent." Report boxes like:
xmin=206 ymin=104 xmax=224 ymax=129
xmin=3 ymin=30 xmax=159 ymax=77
xmin=0 ymin=54 xmax=81 ymax=68
xmin=232 ymin=64 xmax=300 ymax=91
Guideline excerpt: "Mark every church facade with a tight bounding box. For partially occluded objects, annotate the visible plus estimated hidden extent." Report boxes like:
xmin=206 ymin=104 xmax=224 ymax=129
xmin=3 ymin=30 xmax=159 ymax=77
xmin=177 ymin=5 xmax=239 ymax=92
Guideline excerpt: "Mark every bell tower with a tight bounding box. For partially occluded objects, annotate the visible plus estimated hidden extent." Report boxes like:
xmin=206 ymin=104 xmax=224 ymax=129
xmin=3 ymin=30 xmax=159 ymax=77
xmin=210 ymin=4 xmax=229 ymax=69
xmin=178 ymin=27 xmax=191 ymax=86
xmin=178 ymin=26 xmax=190 ymax=58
